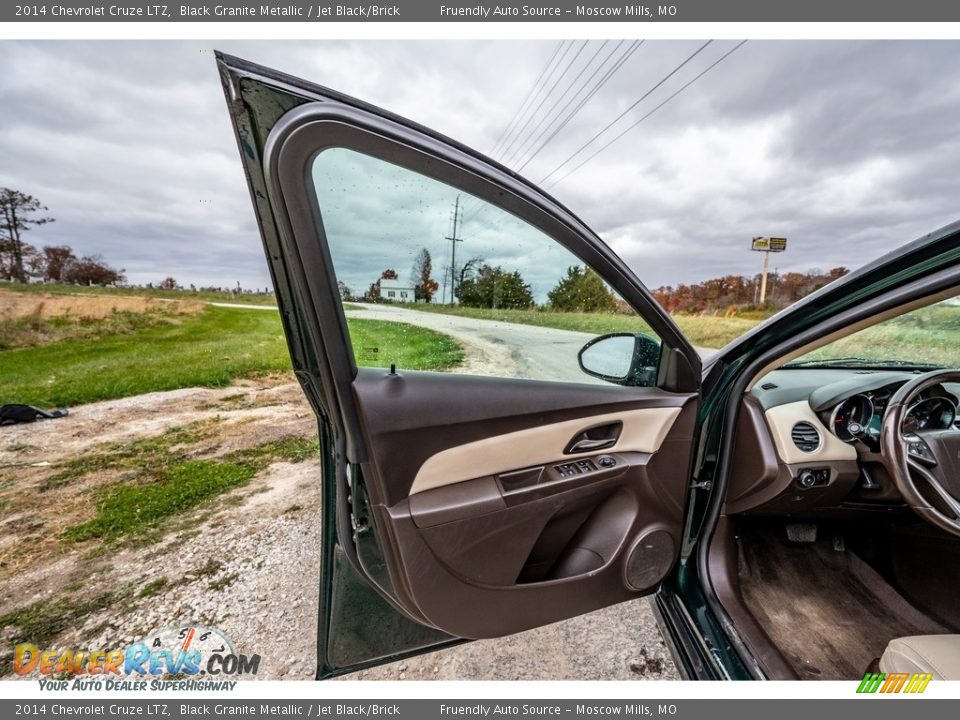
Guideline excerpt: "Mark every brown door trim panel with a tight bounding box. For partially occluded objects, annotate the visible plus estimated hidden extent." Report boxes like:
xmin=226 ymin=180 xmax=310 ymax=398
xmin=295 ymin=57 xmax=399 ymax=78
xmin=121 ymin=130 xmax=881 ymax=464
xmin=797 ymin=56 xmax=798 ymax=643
xmin=351 ymin=369 xmax=698 ymax=638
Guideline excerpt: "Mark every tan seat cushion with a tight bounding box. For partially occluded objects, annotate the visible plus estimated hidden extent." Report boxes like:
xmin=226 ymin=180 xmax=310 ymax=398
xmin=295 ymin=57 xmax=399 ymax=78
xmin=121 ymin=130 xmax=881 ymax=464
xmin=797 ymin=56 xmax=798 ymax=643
xmin=879 ymin=635 xmax=960 ymax=680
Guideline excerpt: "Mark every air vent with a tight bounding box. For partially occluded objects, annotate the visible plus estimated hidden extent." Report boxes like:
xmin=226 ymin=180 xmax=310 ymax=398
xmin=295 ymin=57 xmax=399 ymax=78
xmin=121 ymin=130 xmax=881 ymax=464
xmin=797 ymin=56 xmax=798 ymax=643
xmin=761 ymin=382 xmax=778 ymax=390
xmin=791 ymin=422 xmax=821 ymax=452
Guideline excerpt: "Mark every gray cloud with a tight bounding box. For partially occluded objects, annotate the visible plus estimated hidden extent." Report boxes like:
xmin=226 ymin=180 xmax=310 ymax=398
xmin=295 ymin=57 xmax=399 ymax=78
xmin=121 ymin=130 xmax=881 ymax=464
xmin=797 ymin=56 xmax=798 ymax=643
xmin=1 ymin=40 xmax=958 ymax=292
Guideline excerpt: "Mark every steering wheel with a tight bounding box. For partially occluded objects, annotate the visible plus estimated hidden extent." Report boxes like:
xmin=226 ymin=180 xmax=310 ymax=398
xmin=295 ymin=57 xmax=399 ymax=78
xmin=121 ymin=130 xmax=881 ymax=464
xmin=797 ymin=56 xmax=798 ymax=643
xmin=882 ymin=369 xmax=960 ymax=537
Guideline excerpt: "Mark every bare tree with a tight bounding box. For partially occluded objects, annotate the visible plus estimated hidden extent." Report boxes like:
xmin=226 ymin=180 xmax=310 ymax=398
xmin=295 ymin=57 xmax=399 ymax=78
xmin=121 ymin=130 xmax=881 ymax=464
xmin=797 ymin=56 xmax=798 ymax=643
xmin=0 ymin=188 xmax=54 ymax=282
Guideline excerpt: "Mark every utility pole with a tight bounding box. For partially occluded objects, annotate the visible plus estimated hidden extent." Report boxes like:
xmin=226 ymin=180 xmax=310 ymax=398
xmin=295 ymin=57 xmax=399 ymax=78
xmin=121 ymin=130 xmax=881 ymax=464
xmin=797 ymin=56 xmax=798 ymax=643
xmin=759 ymin=249 xmax=770 ymax=305
xmin=445 ymin=195 xmax=463 ymax=305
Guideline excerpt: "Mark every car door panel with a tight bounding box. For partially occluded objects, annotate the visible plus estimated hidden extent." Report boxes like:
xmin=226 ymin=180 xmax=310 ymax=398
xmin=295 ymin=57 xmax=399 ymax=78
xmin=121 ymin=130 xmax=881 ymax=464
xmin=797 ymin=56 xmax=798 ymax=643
xmin=217 ymin=52 xmax=702 ymax=676
xmin=350 ymin=368 xmax=697 ymax=638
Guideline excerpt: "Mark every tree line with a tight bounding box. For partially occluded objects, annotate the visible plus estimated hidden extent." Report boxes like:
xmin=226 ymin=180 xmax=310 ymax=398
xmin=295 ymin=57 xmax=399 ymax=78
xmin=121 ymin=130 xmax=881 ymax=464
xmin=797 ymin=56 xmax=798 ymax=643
xmin=351 ymin=246 xmax=850 ymax=316
xmin=651 ymin=267 xmax=849 ymax=314
xmin=349 ymin=247 xmax=620 ymax=312
xmin=0 ymin=188 xmax=125 ymax=286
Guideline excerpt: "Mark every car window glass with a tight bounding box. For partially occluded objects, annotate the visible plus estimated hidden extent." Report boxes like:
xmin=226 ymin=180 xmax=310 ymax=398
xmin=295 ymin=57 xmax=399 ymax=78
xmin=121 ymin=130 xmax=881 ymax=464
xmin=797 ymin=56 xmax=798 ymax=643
xmin=310 ymin=147 xmax=662 ymax=387
xmin=788 ymin=296 xmax=960 ymax=369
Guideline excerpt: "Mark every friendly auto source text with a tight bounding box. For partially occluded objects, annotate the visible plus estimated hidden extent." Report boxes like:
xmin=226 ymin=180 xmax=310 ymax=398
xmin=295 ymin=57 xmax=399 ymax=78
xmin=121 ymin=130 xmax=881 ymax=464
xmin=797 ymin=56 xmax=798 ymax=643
xmin=439 ymin=5 xmax=667 ymax=17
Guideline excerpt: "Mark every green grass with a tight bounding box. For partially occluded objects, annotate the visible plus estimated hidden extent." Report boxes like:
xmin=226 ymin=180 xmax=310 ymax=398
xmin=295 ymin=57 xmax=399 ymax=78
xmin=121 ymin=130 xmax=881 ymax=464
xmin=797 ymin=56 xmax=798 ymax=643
xmin=2 ymin=281 xmax=276 ymax=306
xmin=48 ymin=421 xmax=214 ymax=487
xmin=239 ymin=435 xmax=319 ymax=464
xmin=62 ymin=460 xmax=258 ymax=543
xmin=44 ymin=421 xmax=324 ymax=546
xmin=190 ymin=558 xmax=223 ymax=579
xmin=137 ymin=577 xmax=168 ymax=598
xmin=349 ymin=317 xmax=463 ymax=370
xmin=407 ymin=303 xmax=762 ymax=348
xmin=208 ymin=573 xmax=239 ymax=591
xmin=0 ymin=306 xmax=463 ymax=407
xmin=0 ymin=591 xmax=119 ymax=676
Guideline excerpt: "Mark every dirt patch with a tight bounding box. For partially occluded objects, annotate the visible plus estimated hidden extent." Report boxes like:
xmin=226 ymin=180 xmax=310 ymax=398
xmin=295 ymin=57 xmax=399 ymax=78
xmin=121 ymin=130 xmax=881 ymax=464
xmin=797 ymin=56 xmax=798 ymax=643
xmin=0 ymin=374 xmax=323 ymax=679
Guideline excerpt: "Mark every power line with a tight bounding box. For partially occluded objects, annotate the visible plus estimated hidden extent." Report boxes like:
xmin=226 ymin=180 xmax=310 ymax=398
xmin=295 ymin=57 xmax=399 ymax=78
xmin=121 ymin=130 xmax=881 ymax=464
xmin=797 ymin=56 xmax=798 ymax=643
xmin=496 ymin=40 xmax=589 ymax=163
xmin=460 ymin=41 xmax=569 ymax=223
xmin=492 ymin=40 xmax=575 ymax=162
xmin=545 ymin=40 xmax=749 ymax=190
xmin=487 ymin=41 xmax=566 ymax=161
xmin=500 ymin=40 xmax=612 ymax=169
xmin=459 ymin=40 xmax=644 ymax=235
xmin=460 ymin=40 xmax=583 ymax=224
xmin=537 ymin=40 xmax=714 ymax=186
xmin=516 ymin=39 xmax=644 ymax=173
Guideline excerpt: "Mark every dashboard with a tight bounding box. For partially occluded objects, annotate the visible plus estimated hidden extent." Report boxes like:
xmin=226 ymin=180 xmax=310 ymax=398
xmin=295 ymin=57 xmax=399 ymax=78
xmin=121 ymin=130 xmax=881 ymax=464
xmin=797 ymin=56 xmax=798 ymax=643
xmin=725 ymin=368 xmax=960 ymax=516
xmin=830 ymin=386 xmax=957 ymax=444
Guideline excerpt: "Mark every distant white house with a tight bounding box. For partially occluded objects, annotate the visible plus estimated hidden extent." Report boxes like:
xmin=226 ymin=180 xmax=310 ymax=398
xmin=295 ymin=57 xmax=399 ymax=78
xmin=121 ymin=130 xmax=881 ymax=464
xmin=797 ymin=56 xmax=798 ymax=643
xmin=380 ymin=278 xmax=416 ymax=303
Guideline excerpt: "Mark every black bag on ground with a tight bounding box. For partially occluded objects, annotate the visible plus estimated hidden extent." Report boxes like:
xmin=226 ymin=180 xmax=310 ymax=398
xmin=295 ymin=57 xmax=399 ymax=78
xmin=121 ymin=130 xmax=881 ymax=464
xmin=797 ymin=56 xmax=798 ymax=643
xmin=0 ymin=404 xmax=68 ymax=426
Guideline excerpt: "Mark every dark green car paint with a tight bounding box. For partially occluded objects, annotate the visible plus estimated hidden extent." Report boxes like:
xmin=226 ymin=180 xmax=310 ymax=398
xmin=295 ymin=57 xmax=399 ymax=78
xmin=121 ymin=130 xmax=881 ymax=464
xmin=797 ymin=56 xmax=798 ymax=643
xmin=217 ymin=51 xmax=960 ymax=681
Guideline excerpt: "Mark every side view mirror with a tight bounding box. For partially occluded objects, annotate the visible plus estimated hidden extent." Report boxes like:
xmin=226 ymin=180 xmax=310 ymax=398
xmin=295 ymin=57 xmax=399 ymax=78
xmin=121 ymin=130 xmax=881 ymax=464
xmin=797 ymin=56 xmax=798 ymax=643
xmin=577 ymin=332 xmax=661 ymax=387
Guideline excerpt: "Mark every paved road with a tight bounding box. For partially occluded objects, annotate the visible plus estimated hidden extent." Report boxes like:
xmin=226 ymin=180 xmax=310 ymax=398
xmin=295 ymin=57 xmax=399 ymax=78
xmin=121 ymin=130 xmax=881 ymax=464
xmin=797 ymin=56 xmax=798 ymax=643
xmin=211 ymin=301 xmax=712 ymax=379
xmin=346 ymin=302 xmax=712 ymax=381
xmin=347 ymin=302 xmax=609 ymax=383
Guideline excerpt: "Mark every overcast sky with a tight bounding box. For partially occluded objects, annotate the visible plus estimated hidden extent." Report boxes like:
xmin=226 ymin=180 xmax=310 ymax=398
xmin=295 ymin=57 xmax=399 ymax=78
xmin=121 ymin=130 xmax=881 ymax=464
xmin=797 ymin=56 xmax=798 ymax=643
xmin=1 ymin=40 xmax=959 ymax=291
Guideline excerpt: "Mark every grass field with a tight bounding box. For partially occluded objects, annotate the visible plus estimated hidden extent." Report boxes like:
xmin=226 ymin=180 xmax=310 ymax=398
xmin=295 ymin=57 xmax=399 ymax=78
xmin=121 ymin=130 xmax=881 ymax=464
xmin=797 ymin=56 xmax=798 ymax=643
xmin=0 ymin=305 xmax=462 ymax=407
xmin=409 ymin=303 xmax=763 ymax=349
xmin=0 ymin=281 xmax=276 ymax=306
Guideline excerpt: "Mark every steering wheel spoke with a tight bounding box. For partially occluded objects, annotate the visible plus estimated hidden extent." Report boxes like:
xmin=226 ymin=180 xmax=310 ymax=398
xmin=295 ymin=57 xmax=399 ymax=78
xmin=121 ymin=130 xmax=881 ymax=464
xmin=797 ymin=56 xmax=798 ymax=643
xmin=906 ymin=458 xmax=960 ymax=520
xmin=904 ymin=434 xmax=937 ymax=466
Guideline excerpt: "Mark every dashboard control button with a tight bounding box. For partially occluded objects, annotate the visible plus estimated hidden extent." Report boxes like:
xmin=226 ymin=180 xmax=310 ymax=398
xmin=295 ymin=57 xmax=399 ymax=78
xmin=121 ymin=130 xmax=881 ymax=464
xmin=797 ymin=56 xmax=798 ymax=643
xmin=798 ymin=469 xmax=817 ymax=489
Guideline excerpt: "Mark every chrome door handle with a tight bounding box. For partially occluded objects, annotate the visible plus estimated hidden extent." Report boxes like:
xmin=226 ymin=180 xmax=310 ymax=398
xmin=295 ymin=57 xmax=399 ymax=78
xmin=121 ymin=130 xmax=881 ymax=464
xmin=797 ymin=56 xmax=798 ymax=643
xmin=568 ymin=437 xmax=616 ymax=453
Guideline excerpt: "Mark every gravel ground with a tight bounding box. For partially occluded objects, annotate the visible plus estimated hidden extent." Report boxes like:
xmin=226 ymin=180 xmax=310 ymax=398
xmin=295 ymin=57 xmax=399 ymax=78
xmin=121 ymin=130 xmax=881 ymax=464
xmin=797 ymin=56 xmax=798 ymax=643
xmin=0 ymin=378 xmax=678 ymax=681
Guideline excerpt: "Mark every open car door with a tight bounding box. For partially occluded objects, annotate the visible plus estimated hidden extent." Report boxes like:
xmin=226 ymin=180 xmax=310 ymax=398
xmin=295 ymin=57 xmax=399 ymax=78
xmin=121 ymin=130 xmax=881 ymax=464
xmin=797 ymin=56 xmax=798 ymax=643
xmin=217 ymin=53 xmax=703 ymax=678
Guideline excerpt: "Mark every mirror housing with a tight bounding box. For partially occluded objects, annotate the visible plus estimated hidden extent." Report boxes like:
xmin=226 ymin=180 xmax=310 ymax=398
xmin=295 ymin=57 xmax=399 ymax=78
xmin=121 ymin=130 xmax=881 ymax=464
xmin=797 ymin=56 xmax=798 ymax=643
xmin=578 ymin=332 xmax=661 ymax=387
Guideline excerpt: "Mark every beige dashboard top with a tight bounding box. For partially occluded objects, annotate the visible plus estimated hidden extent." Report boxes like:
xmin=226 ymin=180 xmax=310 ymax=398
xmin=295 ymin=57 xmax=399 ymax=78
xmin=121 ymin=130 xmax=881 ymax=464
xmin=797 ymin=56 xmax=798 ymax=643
xmin=764 ymin=400 xmax=857 ymax=465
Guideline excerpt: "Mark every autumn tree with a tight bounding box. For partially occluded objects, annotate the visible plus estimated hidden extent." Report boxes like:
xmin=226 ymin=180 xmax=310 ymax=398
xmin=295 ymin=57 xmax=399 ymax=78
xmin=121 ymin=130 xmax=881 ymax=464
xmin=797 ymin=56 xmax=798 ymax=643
xmin=457 ymin=264 xmax=534 ymax=309
xmin=63 ymin=255 xmax=125 ymax=286
xmin=547 ymin=265 xmax=616 ymax=313
xmin=41 ymin=245 xmax=77 ymax=282
xmin=0 ymin=188 xmax=54 ymax=282
xmin=411 ymin=248 xmax=439 ymax=303
xmin=651 ymin=266 xmax=850 ymax=313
